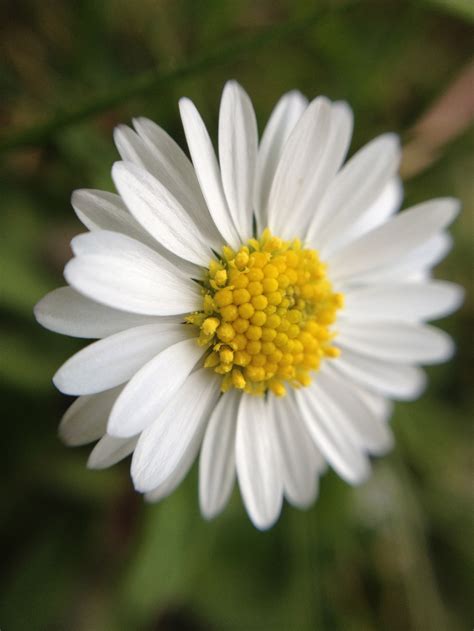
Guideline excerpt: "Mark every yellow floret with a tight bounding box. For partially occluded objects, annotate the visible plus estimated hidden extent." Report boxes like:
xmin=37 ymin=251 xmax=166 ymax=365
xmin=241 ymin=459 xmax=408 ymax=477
xmin=192 ymin=228 xmax=343 ymax=396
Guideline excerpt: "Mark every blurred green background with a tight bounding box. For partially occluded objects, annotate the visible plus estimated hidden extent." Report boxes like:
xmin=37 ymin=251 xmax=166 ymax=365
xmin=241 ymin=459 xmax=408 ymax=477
xmin=1 ymin=1 xmax=473 ymax=630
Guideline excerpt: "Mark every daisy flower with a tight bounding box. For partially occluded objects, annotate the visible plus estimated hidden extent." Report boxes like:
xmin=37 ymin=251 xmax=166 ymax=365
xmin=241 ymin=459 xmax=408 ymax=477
xmin=35 ymin=81 xmax=463 ymax=530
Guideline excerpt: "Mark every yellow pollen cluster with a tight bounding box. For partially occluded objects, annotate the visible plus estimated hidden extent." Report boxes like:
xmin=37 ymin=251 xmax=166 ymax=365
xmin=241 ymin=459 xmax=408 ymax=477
xmin=186 ymin=229 xmax=343 ymax=397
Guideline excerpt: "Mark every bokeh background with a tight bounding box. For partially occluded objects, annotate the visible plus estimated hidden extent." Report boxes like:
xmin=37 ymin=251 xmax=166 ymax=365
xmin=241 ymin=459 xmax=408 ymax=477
xmin=1 ymin=1 xmax=473 ymax=630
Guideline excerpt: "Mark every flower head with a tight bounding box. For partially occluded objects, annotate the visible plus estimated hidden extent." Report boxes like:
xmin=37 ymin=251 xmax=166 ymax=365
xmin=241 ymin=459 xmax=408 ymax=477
xmin=35 ymin=81 xmax=463 ymax=530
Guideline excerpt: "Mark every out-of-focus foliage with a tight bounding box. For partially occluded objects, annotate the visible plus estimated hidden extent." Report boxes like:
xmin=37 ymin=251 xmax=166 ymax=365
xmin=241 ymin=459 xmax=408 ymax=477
xmin=0 ymin=1 xmax=472 ymax=630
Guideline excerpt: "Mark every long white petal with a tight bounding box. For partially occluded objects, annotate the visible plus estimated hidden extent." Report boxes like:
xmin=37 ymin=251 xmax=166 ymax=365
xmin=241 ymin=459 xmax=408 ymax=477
xmin=296 ymin=100 xmax=354 ymax=237
xmin=317 ymin=364 xmax=394 ymax=455
xmin=112 ymin=161 xmax=214 ymax=265
xmin=235 ymin=396 xmax=283 ymax=530
xmin=108 ymin=338 xmax=205 ymax=437
xmin=114 ymin=121 xmax=219 ymax=242
xmin=59 ymin=386 xmax=123 ymax=446
xmin=65 ymin=231 xmax=200 ymax=316
xmin=268 ymin=394 xmax=319 ymax=508
xmin=296 ymin=387 xmax=371 ymax=485
xmin=342 ymin=280 xmax=464 ymax=322
xmin=87 ymin=434 xmax=138 ymax=469
xmin=179 ymin=97 xmax=240 ymax=249
xmin=308 ymin=134 xmax=400 ymax=246
xmin=71 ymin=189 xmax=156 ymax=249
xmin=328 ymin=198 xmax=459 ymax=284
xmin=34 ymin=286 xmax=164 ymax=339
xmin=337 ymin=321 xmax=454 ymax=364
xmin=331 ymin=349 xmax=426 ymax=400
xmin=267 ymin=96 xmax=332 ymax=239
xmin=355 ymin=387 xmax=393 ymax=424
xmin=53 ymin=322 xmax=191 ymax=395
xmin=349 ymin=232 xmax=453 ymax=284
xmin=199 ymin=390 xmax=239 ymax=519
xmin=131 ymin=369 xmax=220 ymax=492
xmin=219 ymin=81 xmax=258 ymax=241
xmin=319 ymin=177 xmax=403 ymax=257
xmin=255 ymin=90 xmax=308 ymax=231
xmin=145 ymin=421 xmax=204 ymax=503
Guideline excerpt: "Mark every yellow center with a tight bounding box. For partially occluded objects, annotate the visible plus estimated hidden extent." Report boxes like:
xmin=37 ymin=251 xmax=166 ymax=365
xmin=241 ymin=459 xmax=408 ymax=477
xmin=186 ymin=229 xmax=343 ymax=397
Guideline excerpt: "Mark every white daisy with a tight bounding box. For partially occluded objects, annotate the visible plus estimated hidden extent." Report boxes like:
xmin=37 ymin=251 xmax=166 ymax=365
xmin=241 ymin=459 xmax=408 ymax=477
xmin=34 ymin=81 xmax=463 ymax=530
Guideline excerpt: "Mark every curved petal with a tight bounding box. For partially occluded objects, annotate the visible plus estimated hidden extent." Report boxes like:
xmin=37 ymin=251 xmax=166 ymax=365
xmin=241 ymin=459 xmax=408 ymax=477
xmin=317 ymin=364 xmax=394 ymax=455
xmin=199 ymin=390 xmax=240 ymax=519
xmin=336 ymin=321 xmax=454 ymax=364
xmin=71 ymin=189 xmax=156 ymax=249
xmin=342 ymin=280 xmax=464 ymax=322
xmin=131 ymin=369 xmax=220 ymax=492
xmin=112 ymin=161 xmax=215 ymax=265
xmin=59 ymin=385 xmax=123 ymax=446
xmin=355 ymin=387 xmax=393 ymax=424
xmin=235 ymin=395 xmax=283 ymax=530
xmin=255 ymin=90 xmax=307 ymax=231
xmin=65 ymin=231 xmax=200 ymax=316
xmin=319 ymin=177 xmax=403 ymax=257
xmin=87 ymin=434 xmax=138 ymax=469
xmin=294 ymin=100 xmax=354 ymax=237
xmin=179 ymin=97 xmax=240 ymax=249
xmin=268 ymin=394 xmax=320 ymax=508
xmin=218 ymin=81 xmax=258 ymax=241
xmin=296 ymin=387 xmax=371 ymax=485
xmin=53 ymin=322 xmax=190 ymax=395
xmin=108 ymin=338 xmax=205 ymax=437
xmin=331 ymin=349 xmax=426 ymax=400
xmin=34 ymin=286 xmax=164 ymax=339
xmin=328 ymin=198 xmax=459 ymax=284
xmin=145 ymin=430 xmax=201 ymax=504
xmin=115 ymin=120 xmax=220 ymax=244
xmin=308 ymin=134 xmax=400 ymax=248
xmin=348 ymin=232 xmax=453 ymax=285
xmin=267 ymin=96 xmax=332 ymax=239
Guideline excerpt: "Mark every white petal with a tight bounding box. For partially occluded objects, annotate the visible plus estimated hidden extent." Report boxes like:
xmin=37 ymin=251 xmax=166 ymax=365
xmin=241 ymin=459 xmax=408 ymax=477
xmin=331 ymin=349 xmax=427 ymax=400
xmin=355 ymin=387 xmax=393 ymax=424
xmin=145 ymin=433 xmax=200 ymax=503
xmin=71 ymin=189 xmax=156 ymax=249
xmin=108 ymin=338 xmax=205 ymax=437
xmin=34 ymin=286 xmax=163 ymax=339
xmin=337 ymin=321 xmax=454 ymax=364
xmin=342 ymin=281 xmax=464 ymax=322
xmin=255 ymin=90 xmax=308 ymax=231
xmin=179 ymin=97 xmax=240 ymax=249
xmin=267 ymin=96 xmax=332 ymax=239
xmin=132 ymin=117 xmax=206 ymax=195
xmin=268 ymin=394 xmax=319 ymax=508
xmin=53 ymin=322 xmax=190 ymax=395
xmin=65 ymin=231 xmax=200 ymax=316
xmin=319 ymin=177 xmax=403 ymax=257
xmin=296 ymin=387 xmax=371 ymax=485
xmin=112 ymin=161 xmax=214 ymax=266
xmin=235 ymin=396 xmax=283 ymax=530
xmin=199 ymin=390 xmax=239 ymax=519
xmin=351 ymin=232 xmax=453 ymax=284
xmin=328 ymin=198 xmax=459 ymax=284
xmin=131 ymin=369 xmax=220 ymax=492
xmin=295 ymin=100 xmax=354 ymax=237
xmin=114 ymin=121 xmax=215 ymax=237
xmin=218 ymin=81 xmax=258 ymax=241
xmin=317 ymin=364 xmax=394 ymax=455
xmin=87 ymin=434 xmax=138 ymax=469
xmin=308 ymin=134 xmax=400 ymax=248
xmin=59 ymin=386 xmax=123 ymax=446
